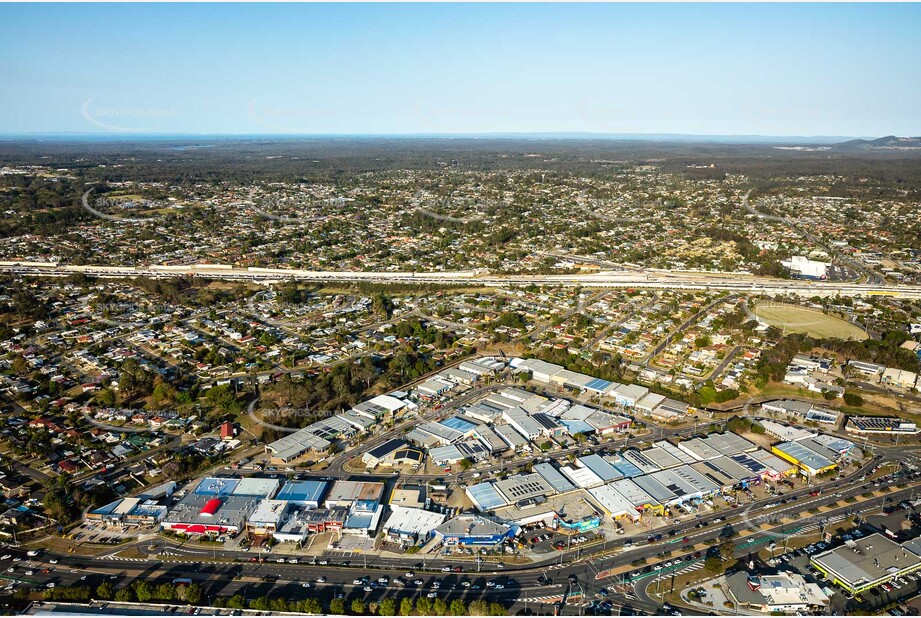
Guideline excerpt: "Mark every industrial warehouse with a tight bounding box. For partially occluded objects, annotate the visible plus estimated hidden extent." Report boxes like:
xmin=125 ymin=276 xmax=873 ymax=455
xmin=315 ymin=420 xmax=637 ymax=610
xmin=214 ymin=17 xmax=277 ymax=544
xmin=86 ymin=418 xmax=859 ymax=557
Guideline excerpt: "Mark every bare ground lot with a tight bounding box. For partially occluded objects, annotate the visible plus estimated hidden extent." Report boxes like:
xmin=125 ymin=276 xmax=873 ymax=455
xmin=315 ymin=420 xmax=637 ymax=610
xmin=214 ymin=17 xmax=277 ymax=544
xmin=754 ymin=304 xmax=868 ymax=340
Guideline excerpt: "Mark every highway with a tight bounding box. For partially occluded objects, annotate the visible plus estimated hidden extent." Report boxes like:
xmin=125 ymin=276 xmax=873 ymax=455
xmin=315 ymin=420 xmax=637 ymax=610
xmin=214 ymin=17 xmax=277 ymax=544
xmin=3 ymin=262 xmax=921 ymax=299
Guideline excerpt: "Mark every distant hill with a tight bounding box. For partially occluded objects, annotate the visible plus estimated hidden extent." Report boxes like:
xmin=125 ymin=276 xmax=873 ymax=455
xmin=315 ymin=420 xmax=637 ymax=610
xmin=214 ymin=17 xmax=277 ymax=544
xmin=834 ymin=135 xmax=921 ymax=151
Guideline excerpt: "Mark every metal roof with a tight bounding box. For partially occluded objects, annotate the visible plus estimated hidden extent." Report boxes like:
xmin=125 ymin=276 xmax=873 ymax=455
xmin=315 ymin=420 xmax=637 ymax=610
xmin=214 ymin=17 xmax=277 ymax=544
xmin=466 ymin=482 xmax=507 ymax=511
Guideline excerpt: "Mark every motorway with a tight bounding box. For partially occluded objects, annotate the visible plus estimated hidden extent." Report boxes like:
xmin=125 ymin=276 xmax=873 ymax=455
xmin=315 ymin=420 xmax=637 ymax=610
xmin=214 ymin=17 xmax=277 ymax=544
xmin=3 ymin=262 xmax=921 ymax=300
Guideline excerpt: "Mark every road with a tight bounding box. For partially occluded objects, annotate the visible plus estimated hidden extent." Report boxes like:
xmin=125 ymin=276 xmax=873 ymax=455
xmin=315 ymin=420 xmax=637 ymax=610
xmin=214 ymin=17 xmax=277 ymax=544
xmin=4 ymin=262 xmax=921 ymax=299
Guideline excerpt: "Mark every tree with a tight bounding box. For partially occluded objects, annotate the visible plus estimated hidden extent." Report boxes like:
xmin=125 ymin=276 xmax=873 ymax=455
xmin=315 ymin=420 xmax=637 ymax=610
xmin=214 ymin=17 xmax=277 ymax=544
xmin=459 ymin=458 xmax=474 ymax=471
xmin=399 ymin=598 xmax=414 ymax=616
xmin=185 ymin=583 xmax=203 ymax=605
xmin=95 ymin=581 xmax=114 ymax=600
xmin=719 ymin=539 xmax=736 ymax=561
xmin=415 ymin=597 xmax=432 ymax=616
xmin=302 ymin=598 xmax=322 ymax=614
xmin=450 ymin=599 xmax=466 ymax=616
xmin=226 ymin=594 xmax=247 ymax=609
xmin=468 ymin=599 xmax=489 ymax=615
xmin=489 ymin=602 xmax=508 ymax=616
xmin=378 ymin=598 xmax=397 ymax=616
xmin=114 ymin=588 xmax=134 ymax=602
xmin=704 ymin=556 xmax=724 ymax=574
xmin=697 ymin=385 xmax=718 ymax=406
xmin=330 ymin=598 xmax=346 ymax=615
xmin=155 ymin=582 xmax=176 ymax=601
xmin=351 ymin=599 xmax=366 ymax=615
xmin=843 ymin=392 xmax=864 ymax=407
xmin=133 ymin=580 xmax=154 ymax=603
xmin=433 ymin=598 xmax=448 ymax=616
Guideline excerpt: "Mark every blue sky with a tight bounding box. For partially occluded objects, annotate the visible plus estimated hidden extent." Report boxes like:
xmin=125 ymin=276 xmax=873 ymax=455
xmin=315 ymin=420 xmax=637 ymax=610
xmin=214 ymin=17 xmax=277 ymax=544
xmin=1 ymin=3 xmax=919 ymax=136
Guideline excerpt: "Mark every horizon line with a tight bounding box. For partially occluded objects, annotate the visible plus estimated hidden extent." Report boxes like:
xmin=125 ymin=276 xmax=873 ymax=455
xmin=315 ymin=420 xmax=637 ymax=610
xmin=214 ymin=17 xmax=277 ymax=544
xmin=0 ymin=131 xmax=894 ymax=144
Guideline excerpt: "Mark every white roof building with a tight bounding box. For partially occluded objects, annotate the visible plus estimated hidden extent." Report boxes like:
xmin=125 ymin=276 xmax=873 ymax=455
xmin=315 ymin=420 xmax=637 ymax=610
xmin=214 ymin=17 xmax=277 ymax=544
xmin=588 ymin=485 xmax=641 ymax=521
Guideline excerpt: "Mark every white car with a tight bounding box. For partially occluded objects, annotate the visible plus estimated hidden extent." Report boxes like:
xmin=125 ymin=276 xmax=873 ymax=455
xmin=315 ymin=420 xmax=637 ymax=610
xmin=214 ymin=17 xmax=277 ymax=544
xmin=49 ymin=559 xmax=58 ymax=564
xmin=24 ymin=570 xmax=33 ymax=576
xmin=426 ymin=592 xmax=437 ymax=599
xmin=0 ymin=555 xmax=10 ymax=561
xmin=301 ymin=582 xmax=311 ymax=588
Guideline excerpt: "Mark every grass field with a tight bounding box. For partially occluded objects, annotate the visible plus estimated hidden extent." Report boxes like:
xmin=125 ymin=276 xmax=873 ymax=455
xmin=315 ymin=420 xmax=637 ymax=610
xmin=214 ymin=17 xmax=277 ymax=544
xmin=754 ymin=304 xmax=868 ymax=340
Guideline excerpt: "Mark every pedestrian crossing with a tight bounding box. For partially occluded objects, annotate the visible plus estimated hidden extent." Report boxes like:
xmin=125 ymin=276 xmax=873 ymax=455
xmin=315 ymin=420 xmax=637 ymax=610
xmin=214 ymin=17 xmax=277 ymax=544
xmin=102 ymin=554 xmax=202 ymax=564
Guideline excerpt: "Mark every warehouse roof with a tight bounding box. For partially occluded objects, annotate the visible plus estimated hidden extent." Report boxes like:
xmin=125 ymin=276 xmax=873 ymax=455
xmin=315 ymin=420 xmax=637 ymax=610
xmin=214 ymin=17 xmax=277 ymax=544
xmin=560 ymin=465 xmax=604 ymax=489
xmin=773 ymin=441 xmax=834 ymax=471
xmin=588 ymin=484 xmax=641 ymax=520
xmin=495 ymin=473 xmax=555 ymax=503
xmin=325 ymin=480 xmax=385 ymax=505
xmin=275 ymin=480 xmax=328 ymax=505
xmin=435 ymin=514 xmax=514 ymax=539
xmin=577 ymin=454 xmax=623 ymax=482
xmin=812 ymin=533 xmax=921 ymax=588
xmin=641 ymin=446 xmax=683 ymax=470
xmin=466 ymin=482 xmax=507 ymax=511
xmin=609 ymin=478 xmax=657 ymax=508
xmin=653 ymin=440 xmax=698 ymax=465
xmin=533 ymin=463 xmax=577 ymax=494
xmin=383 ymin=505 xmax=446 ymax=537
